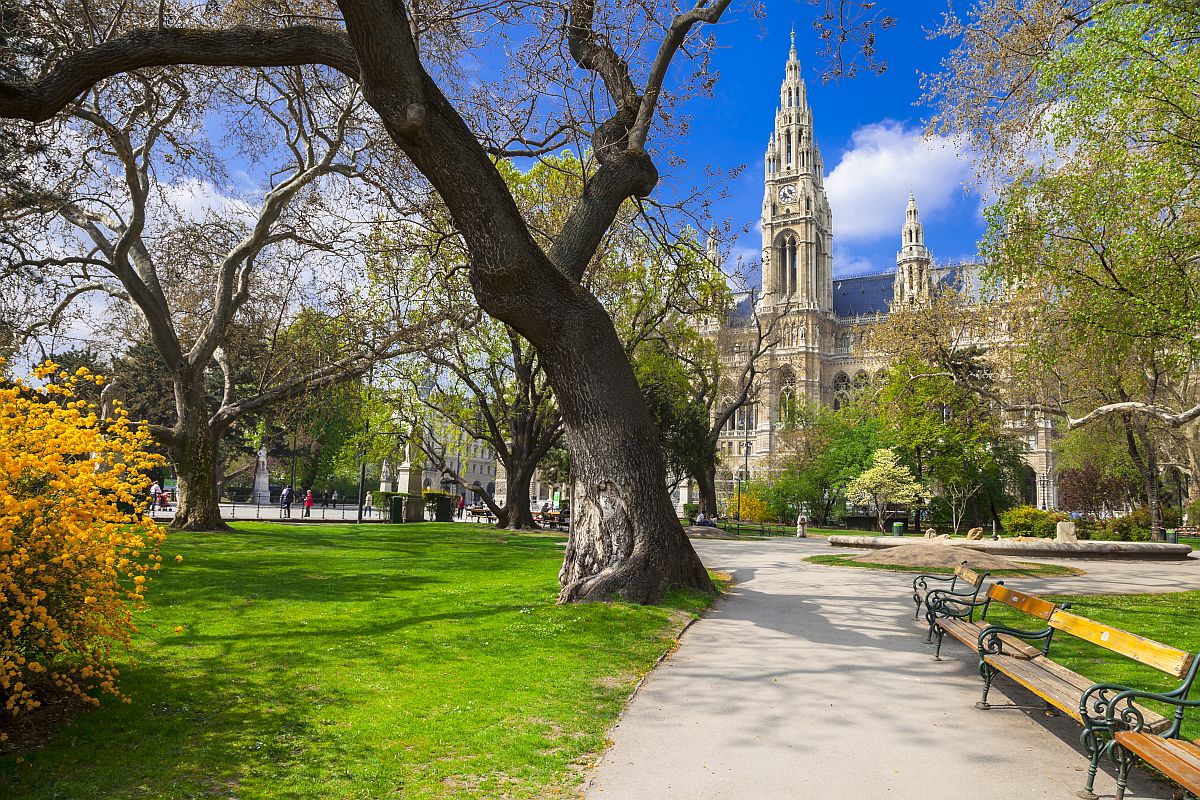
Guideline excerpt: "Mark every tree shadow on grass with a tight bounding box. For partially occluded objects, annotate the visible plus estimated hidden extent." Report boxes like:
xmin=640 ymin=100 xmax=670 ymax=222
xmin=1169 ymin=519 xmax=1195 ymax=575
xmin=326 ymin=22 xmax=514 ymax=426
xmin=0 ymin=661 xmax=357 ymax=799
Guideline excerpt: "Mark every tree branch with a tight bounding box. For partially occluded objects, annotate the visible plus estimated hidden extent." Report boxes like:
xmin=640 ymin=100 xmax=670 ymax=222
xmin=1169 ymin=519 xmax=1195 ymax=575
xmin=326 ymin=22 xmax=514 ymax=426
xmin=0 ymin=26 xmax=361 ymax=122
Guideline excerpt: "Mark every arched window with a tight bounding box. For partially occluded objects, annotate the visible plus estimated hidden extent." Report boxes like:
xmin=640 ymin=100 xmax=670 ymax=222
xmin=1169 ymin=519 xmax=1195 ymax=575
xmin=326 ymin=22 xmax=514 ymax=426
xmin=786 ymin=131 xmax=792 ymax=164
xmin=832 ymin=372 xmax=852 ymax=411
xmin=853 ymin=371 xmax=870 ymax=392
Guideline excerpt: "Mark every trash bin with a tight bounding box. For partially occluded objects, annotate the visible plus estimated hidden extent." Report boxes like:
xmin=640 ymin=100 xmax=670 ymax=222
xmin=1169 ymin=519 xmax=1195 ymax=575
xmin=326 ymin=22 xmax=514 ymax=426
xmin=1166 ymin=529 xmax=1179 ymax=544
xmin=433 ymin=494 xmax=454 ymax=522
xmin=389 ymin=494 xmax=406 ymax=524
xmin=891 ymin=521 xmax=905 ymax=537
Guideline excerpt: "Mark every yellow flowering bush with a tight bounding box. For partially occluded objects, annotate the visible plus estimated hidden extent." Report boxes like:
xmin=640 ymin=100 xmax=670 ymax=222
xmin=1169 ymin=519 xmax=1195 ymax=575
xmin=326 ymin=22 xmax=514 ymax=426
xmin=723 ymin=490 xmax=771 ymax=523
xmin=0 ymin=363 xmax=165 ymax=736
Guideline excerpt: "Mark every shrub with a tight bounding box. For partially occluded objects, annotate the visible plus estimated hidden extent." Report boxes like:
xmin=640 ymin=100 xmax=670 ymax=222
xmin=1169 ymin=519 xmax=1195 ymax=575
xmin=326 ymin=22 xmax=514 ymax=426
xmin=724 ymin=489 xmax=770 ymax=522
xmin=0 ymin=364 xmax=164 ymax=736
xmin=1086 ymin=505 xmax=1176 ymax=541
xmin=999 ymin=505 xmax=1066 ymax=537
xmin=681 ymin=502 xmax=699 ymax=523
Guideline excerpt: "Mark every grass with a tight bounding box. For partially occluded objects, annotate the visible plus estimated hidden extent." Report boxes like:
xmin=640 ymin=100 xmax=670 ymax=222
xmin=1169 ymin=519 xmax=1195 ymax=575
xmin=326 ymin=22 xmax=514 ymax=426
xmin=0 ymin=522 xmax=716 ymax=799
xmin=803 ymin=553 xmax=1083 ymax=577
xmin=983 ymin=591 xmax=1200 ymax=741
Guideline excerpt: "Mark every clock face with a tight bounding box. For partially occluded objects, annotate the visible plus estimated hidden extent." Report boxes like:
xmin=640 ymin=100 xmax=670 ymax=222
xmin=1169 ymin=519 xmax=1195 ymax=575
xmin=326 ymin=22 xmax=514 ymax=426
xmin=778 ymin=185 xmax=797 ymax=204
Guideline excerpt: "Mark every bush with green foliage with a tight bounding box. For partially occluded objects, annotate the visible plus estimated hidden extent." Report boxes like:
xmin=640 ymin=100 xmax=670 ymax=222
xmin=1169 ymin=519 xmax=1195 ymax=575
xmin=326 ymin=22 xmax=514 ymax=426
xmin=999 ymin=505 xmax=1066 ymax=537
xmin=681 ymin=502 xmax=699 ymax=523
xmin=1081 ymin=505 xmax=1181 ymax=542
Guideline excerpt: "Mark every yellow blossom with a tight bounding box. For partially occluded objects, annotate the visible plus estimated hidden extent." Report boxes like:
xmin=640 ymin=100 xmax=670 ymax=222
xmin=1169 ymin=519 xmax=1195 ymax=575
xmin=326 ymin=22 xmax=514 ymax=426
xmin=1 ymin=361 xmax=165 ymax=719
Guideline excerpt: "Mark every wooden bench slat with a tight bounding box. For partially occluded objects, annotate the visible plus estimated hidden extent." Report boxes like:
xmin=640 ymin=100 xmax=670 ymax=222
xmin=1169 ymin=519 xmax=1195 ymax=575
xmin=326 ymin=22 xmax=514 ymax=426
xmin=1113 ymin=734 xmax=1200 ymax=793
xmin=958 ymin=565 xmax=985 ymax=586
xmin=938 ymin=618 xmax=1045 ymax=659
xmin=937 ymin=618 xmax=983 ymax=648
xmin=985 ymin=584 xmax=1057 ymax=620
xmin=1049 ymin=610 xmax=1196 ymax=678
xmin=985 ymin=653 xmax=1088 ymax=721
xmin=984 ymin=654 xmax=1171 ymax=733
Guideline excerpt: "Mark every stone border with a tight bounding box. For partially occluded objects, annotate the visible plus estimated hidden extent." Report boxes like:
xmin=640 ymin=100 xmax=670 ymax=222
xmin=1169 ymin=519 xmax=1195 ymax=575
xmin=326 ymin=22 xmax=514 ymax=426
xmin=827 ymin=536 xmax=1194 ymax=560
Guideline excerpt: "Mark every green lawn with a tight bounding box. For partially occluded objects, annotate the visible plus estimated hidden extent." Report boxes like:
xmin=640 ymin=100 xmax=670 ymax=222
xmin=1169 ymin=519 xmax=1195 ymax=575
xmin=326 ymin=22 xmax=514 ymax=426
xmin=984 ymin=591 xmax=1200 ymax=741
xmin=0 ymin=522 xmax=715 ymax=799
xmin=803 ymin=553 xmax=1082 ymax=577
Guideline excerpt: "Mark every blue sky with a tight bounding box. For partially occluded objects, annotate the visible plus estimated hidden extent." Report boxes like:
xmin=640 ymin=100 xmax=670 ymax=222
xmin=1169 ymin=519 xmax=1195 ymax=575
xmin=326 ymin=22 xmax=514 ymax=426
xmin=678 ymin=2 xmax=984 ymax=279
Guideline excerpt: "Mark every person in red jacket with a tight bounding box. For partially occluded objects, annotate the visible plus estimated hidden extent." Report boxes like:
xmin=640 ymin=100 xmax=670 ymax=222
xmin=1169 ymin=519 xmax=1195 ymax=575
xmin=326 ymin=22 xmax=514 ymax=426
xmin=304 ymin=489 xmax=314 ymax=518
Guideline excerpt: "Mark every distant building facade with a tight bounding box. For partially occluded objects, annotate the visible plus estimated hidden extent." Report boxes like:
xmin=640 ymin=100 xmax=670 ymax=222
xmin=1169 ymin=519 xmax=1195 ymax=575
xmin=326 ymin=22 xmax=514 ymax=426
xmin=705 ymin=35 xmax=1058 ymax=511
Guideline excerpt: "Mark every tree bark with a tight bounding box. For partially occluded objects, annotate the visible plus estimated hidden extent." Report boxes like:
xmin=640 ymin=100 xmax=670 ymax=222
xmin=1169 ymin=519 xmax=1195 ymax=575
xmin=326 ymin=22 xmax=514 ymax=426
xmin=545 ymin=300 xmax=713 ymax=604
xmin=168 ymin=402 xmax=230 ymax=531
xmin=1124 ymin=416 xmax=1166 ymax=542
xmin=694 ymin=467 xmax=719 ymax=518
xmin=500 ymin=464 xmax=540 ymax=531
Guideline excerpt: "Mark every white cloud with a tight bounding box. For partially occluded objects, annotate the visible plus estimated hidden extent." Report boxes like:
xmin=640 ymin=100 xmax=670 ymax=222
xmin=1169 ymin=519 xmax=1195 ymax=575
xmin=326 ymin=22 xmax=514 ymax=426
xmin=825 ymin=120 xmax=973 ymax=243
xmin=156 ymin=177 xmax=256 ymax=224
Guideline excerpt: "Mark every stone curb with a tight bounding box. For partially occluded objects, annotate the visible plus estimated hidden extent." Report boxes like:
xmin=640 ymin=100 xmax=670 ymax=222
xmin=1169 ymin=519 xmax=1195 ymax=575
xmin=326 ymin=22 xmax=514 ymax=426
xmin=827 ymin=535 xmax=1195 ymax=560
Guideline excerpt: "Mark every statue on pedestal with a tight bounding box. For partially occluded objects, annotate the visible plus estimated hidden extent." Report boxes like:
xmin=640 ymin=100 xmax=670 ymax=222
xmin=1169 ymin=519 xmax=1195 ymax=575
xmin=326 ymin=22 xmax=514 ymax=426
xmin=252 ymin=446 xmax=271 ymax=505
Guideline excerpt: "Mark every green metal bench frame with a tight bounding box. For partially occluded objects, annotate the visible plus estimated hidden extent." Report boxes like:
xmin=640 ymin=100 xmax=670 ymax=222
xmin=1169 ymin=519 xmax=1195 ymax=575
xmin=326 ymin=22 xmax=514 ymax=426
xmin=976 ymin=612 xmax=1197 ymax=800
xmin=912 ymin=562 xmax=989 ymax=641
xmin=1082 ymin=657 xmax=1200 ymax=800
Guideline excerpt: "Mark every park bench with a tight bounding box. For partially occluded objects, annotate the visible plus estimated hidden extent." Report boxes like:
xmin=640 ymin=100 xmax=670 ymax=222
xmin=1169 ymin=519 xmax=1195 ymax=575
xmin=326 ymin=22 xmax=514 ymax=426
xmin=926 ymin=582 xmax=1067 ymax=661
xmin=911 ymin=562 xmax=989 ymax=634
xmin=975 ymin=607 xmax=1197 ymax=800
xmin=535 ymin=512 xmax=569 ymax=531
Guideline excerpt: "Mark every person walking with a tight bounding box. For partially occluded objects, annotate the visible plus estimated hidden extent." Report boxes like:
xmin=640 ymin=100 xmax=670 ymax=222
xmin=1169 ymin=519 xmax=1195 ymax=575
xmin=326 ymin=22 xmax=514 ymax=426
xmin=303 ymin=489 xmax=314 ymax=518
xmin=331 ymin=489 xmax=339 ymax=508
xmin=148 ymin=479 xmax=162 ymax=514
xmin=457 ymin=494 xmax=466 ymax=519
xmin=280 ymin=485 xmax=293 ymax=518
xmin=363 ymin=493 xmax=374 ymax=517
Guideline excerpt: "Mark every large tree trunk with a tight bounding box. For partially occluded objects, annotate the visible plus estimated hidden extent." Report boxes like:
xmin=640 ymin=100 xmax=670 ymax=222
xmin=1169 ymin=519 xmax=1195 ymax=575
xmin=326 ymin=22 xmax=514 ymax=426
xmin=542 ymin=302 xmax=713 ymax=604
xmin=168 ymin=376 xmax=230 ymax=532
xmin=1124 ymin=417 xmax=1165 ymax=541
xmin=333 ymin=2 xmax=713 ymax=603
xmin=169 ymin=415 xmax=229 ymax=531
xmin=500 ymin=463 xmax=539 ymax=530
xmin=695 ymin=467 xmax=719 ymax=518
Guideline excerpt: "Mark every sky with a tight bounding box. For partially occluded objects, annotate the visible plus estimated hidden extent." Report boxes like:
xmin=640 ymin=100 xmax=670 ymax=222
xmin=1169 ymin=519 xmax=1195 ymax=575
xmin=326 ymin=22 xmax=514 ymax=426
xmin=677 ymin=1 xmax=984 ymax=279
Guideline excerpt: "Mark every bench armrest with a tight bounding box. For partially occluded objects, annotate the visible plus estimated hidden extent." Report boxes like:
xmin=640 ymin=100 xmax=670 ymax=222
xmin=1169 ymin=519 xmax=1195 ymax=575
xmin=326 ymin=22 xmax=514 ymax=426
xmin=913 ymin=574 xmax=957 ymax=593
xmin=926 ymin=593 xmax=988 ymax=620
xmin=1096 ymin=683 xmax=1200 ymax=736
xmin=977 ymin=623 xmax=1053 ymax=656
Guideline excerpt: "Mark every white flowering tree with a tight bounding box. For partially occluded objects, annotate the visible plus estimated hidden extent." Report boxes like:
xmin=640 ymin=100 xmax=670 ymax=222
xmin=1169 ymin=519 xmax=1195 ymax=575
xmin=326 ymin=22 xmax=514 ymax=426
xmin=846 ymin=448 xmax=925 ymax=532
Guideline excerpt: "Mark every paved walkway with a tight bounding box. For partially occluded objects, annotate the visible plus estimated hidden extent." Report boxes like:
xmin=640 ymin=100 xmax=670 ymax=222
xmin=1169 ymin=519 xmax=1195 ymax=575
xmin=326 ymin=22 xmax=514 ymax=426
xmin=584 ymin=539 xmax=1200 ymax=800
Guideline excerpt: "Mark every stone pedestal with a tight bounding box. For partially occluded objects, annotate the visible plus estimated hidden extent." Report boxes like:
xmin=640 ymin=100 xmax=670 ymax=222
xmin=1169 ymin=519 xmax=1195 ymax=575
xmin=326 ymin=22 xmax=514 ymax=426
xmin=252 ymin=447 xmax=271 ymax=505
xmin=1056 ymin=520 xmax=1077 ymax=543
xmin=393 ymin=456 xmax=426 ymax=522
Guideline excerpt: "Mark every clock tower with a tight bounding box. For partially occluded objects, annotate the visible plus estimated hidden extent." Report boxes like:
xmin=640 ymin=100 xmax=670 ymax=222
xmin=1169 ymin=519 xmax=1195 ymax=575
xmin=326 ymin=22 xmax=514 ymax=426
xmin=760 ymin=30 xmax=833 ymax=312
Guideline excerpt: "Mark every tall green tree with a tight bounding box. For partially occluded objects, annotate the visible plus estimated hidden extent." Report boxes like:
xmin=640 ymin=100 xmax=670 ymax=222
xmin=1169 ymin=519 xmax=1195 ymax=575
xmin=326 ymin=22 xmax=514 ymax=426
xmin=922 ymin=0 xmax=1200 ymax=538
xmin=771 ymin=400 xmax=889 ymax=526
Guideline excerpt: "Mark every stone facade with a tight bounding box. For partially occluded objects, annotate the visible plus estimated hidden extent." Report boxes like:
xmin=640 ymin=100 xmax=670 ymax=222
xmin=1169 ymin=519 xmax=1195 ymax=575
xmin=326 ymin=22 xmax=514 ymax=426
xmin=708 ymin=38 xmax=1058 ymax=511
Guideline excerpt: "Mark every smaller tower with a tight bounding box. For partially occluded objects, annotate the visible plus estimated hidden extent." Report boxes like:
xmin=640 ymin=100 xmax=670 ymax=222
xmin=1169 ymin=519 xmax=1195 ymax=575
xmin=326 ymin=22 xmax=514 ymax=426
xmin=893 ymin=193 xmax=932 ymax=305
xmin=706 ymin=226 xmax=721 ymax=268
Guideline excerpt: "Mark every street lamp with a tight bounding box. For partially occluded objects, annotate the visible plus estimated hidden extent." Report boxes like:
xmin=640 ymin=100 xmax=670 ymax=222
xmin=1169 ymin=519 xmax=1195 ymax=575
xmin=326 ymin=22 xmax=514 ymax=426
xmin=735 ymin=411 xmax=752 ymax=531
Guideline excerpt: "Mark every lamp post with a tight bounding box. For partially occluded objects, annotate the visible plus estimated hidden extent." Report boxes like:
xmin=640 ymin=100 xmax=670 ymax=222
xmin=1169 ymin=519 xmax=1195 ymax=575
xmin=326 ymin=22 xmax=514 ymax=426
xmin=289 ymin=425 xmax=298 ymax=491
xmin=736 ymin=410 xmax=752 ymax=532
